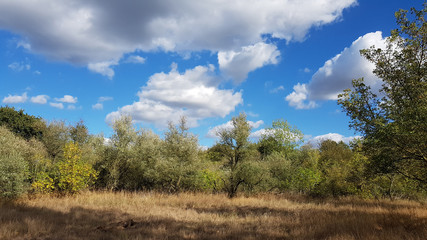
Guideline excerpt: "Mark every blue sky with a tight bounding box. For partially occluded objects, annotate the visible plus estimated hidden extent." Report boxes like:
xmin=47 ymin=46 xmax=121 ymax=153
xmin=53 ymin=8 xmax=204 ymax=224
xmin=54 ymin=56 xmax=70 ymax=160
xmin=0 ymin=0 xmax=417 ymax=147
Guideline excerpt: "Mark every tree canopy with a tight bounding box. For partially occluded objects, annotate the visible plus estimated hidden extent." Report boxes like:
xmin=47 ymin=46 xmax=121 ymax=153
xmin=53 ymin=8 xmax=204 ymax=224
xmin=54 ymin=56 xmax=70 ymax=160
xmin=338 ymin=4 xmax=427 ymax=186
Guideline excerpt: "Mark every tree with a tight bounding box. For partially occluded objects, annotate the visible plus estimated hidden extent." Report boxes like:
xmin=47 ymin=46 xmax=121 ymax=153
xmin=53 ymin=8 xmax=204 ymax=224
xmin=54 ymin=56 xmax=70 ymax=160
xmin=217 ymin=113 xmax=262 ymax=198
xmin=41 ymin=121 xmax=70 ymax=160
xmin=258 ymin=119 xmax=303 ymax=159
xmin=70 ymin=120 xmax=89 ymax=145
xmin=0 ymin=106 xmax=44 ymax=140
xmin=338 ymin=4 xmax=427 ymax=186
xmin=156 ymin=116 xmax=200 ymax=192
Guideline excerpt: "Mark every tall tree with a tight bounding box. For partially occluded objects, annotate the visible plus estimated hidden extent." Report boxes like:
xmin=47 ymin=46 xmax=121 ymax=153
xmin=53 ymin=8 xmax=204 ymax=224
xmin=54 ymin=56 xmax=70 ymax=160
xmin=338 ymin=4 xmax=427 ymax=186
xmin=217 ymin=113 xmax=254 ymax=198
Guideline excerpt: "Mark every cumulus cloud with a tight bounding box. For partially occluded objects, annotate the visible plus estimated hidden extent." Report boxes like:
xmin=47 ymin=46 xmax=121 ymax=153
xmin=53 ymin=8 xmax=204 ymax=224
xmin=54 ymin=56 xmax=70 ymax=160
xmin=106 ymin=64 xmax=243 ymax=127
xmin=54 ymin=95 xmax=78 ymax=103
xmin=307 ymin=133 xmax=361 ymax=147
xmin=49 ymin=102 xmax=64 ymax=109
xmin=8 ymin=62 xmax=30 ymax=72
xmin=285 ymin=83 xmax=317 ymax=109
xmin=218 ymin=42 xmax=280 ymax=82
xmin=286 ymin=31 xmax=386 ymax=109
xmin=0 ymin=0 xmax=356 ymax=77
xmin=30 ymin=95 xmax=49 ymax=104
xmin=206 ymin=120 xmax=264 ymax=138
xmin=92 ymin=103 xmax=103 ymax=110
xmin=124 ymin=55 xmax=146 ymax=64
xmin=2 ymin=92 xmax=28 ymax=104
xmin=87 ymin=60 xmax=118 ymax=79
xmin=92 ymin=96 xmax=113 ymax=110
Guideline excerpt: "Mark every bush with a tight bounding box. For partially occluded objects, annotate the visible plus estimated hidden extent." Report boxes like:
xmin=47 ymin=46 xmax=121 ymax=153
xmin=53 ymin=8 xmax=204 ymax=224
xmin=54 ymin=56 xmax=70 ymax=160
xmin=0 ymin=126 xmax=32 ymax=200
xmin=0 ymin=154 xmax=28 ymax=200
xmin=32 ymin=142 xmax=97 ymax=195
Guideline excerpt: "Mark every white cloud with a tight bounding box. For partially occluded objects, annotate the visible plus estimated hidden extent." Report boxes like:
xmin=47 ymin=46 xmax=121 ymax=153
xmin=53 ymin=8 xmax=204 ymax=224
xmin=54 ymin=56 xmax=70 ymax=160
xmin=106 ymin=64 xmax=243 ymax=127
xmin=87 ymin=60 xmax=118 ymax=79
xmin=54 ymin=95 xmax=78 ymax=103
xmin=67 ymin=105 xmax=76 ymax=110
xmin=270 ymin=85 xmax=285 ymax=93
xmin=0 ymin=0 xmax=356 ymax=77
xmin=98 ymin=96 xmax=113 ymax=102
xmin=218 ymin=42 xmax=280 ymax=83
xmin=49 ymin=102 xmax=64 ymax=109
xmin=286 ymin=31 xmax=386 ymax=109
xmin=2 ymin=92 xmax=28 ymax=104
xmin=124 ymin=55 xmax=146 ymax=64
xmin=206 ymin=120 xmax=264 ymax=138
xmin=8 ymin=62 xmax=30 ymax=72
xmin=30 ymin=95 xmax=49 ymax=104
xmin=307 ymin=133 xmax=361 ymax=147
xmin=285 ymin=83 xmax=317 ymax=109
xmin=92 ymin=103 xmax=103 ymax=110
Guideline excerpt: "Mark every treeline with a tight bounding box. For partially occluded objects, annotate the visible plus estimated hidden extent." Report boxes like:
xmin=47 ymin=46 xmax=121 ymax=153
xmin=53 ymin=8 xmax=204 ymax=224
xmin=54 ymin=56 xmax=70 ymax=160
xmin=0 ymin=107 xmax=425 ymax=200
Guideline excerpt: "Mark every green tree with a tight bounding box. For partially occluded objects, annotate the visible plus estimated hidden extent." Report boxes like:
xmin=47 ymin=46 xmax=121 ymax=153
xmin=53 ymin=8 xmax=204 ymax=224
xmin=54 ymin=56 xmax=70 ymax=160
xmin=156 ymin=116 xmax=200 ymax=192
xmin=41 ymin=121 xmax=70 ymax=160
xmin=316 ymin=140 xmax=354 ymax=196
xmin=338 ymin=5 xmax=427 ymax=186
xmin=258 ymin=119 xmax=303 ymax=159
xmin=217 ymin=113 xmax=263 ymax=198
xmin=70 ymin=120 xmax=89 ymax=145
xmin=0 ymin=106 xmax=44 ymax=140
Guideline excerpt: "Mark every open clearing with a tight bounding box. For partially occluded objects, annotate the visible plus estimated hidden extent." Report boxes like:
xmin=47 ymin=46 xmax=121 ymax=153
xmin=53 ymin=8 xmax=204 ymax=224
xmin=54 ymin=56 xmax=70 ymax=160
xmin=1 ymin=191 xmax=426 ymax=240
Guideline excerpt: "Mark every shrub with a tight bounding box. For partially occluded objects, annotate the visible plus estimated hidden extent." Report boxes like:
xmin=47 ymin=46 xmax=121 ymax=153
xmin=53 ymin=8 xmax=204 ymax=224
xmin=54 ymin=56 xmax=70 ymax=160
xmin=0 ymin=154 xmax=28 ymax=200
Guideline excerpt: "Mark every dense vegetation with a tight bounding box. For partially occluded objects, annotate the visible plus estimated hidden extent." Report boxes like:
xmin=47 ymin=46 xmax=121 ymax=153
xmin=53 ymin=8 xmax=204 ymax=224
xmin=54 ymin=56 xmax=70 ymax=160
xmin=0 ymin=106 xmax=424 ymax=200
xmin=0 ymin=5 xmax=425 ymax=201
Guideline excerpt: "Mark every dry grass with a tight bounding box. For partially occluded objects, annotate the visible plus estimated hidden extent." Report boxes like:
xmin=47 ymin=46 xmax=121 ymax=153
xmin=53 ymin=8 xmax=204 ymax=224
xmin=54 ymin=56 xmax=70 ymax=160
xmin=0 ymin=191 xmax=426 ymax=240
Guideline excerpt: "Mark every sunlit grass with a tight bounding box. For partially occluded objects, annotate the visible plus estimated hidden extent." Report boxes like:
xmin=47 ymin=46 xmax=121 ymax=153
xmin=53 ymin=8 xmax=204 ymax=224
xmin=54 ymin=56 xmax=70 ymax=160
xmin=1 ymin=191 xmax=426 ymax=239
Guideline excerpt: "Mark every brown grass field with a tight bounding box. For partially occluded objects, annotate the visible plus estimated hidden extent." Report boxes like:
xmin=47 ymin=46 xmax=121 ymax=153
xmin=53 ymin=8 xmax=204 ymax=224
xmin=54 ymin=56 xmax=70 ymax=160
xmin=0 ymin=191 xmax=426 ymax=240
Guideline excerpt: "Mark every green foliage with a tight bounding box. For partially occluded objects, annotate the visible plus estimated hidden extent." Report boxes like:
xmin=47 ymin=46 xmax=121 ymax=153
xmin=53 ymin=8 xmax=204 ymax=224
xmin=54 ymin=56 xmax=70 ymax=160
xmin=217 ymin=113 xmax=261 ymax=198
xmin=315 ymin=140 xmax=355 ymax=197
xmin=338 ymin=4 xmax=427 ymax=186
xmin=0 ymin=106 xmax=44 ymax=140
xmin=197 ymin=168 xmax=224 ymax=192
xmin=41 ymin=120 xmax=70 ymax=160
xmin=0 ymin=126 xmax=44 ymax=199
xmin=258 ymin=119 xmax=303 ymax=159
xmin=70 ymin=120 xmax=89 ymax=145
xmin=0 ymin=154 xmax=28 ymax=200
xmin=155 ymin=117 xmax=201 ymax=192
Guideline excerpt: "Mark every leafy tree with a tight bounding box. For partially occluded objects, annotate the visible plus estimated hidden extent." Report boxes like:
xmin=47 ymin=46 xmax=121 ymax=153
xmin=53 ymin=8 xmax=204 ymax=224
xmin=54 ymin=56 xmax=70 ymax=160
xmin=258 ymin=119 xmax=303 ymax=159
xmin=316 ymin=140 xmax=354 ymax=196
xmin=338 ymin=5 xmax=427 ymax=186
xmin=156 ymin=116 xmax=201 ymax=192
xmin=41 ymin=120 xmax=70 ymax=160
xmin=0 ymin=106 xmax=44 ymax=140
xmin=217 ymin=113 xmax=263 ymax=198
xmin=70 ymin=120 xmax=89 ymax=145
xmin=95 ymin=115 xmax=137 ymax=190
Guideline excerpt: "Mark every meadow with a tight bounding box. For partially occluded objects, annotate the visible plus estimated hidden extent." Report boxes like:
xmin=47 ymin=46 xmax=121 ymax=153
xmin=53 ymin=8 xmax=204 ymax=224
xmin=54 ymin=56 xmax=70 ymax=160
xmin=1 ymin=191 xmax=426 ymax=240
